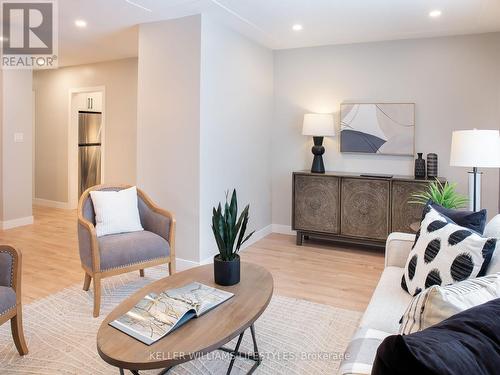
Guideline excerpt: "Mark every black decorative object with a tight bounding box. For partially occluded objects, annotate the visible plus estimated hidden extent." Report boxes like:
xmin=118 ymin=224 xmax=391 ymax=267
xmin=427 ymin=153 xmax=438 ymax=178
xmin=214 ymin=254 xmax=240 ymax=286
xmin=414 ymin=153 xmax=426 ymax=179
xmin=311 ymin=136 xmax=326 ymax=173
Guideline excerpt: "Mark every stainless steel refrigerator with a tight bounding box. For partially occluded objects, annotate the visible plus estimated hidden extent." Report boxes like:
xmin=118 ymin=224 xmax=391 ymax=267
xmin=78 ymin=111 xmax=102 ymax=197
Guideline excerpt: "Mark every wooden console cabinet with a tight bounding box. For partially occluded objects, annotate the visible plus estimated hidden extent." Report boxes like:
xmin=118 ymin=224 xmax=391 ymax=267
xmin=292 ymin=171 xmax=440 ymax=248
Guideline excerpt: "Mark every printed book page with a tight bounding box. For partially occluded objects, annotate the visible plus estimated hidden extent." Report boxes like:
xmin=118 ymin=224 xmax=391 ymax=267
xmin=164 ymin=282 xmax=234 ymax=316
xmin=109 ymin=282 xmax=233 ymax=345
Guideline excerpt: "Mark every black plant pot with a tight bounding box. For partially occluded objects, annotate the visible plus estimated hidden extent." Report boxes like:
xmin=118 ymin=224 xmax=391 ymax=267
xmin=214 ymin=254 xmax=240 ymax=286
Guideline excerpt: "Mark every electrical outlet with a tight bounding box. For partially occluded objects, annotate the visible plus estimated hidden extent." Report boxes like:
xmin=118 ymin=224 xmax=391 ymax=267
xmin=14 ymin=132 xmax=24 ymax=143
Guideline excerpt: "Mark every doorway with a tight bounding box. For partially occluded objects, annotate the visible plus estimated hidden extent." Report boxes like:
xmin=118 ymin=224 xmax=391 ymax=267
xmin=68 ymin=86 xmax=106 ymax=209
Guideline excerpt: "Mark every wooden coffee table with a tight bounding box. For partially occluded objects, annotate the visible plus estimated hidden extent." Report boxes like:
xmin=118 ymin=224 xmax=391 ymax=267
xmin=97 ymin=262 xmax=273 ymax=374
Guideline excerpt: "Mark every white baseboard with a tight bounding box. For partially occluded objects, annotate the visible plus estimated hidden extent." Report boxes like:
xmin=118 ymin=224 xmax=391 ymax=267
xmin=174 ymin=224 xmax=290 ymax=270
xmin=242 ymin=224 xmax=272 ymax=250
xmin=175 ymin=258 xmax=200 ymax=272
xmin=199 ymin=224 xmax=274 ymax=265
xmin=1 ymin=216 xmax=34 ymax=230
xmin=200 ymin=256 xmax=214 ymax=265
xmin=271 ymin=224 xmax=295 ymax=236
xmin=33 ymin=198 xmax=70 ymax=209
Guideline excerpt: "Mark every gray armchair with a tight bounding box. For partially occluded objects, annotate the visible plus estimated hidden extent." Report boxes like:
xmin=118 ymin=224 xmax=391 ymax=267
xmin=78 ymin=185 xmax=176 ymax=317
xmin=0 ymin=245 xmax=28 ymax=355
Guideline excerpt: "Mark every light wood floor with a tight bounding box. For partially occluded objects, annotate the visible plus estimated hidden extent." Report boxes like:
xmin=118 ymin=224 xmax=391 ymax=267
xmin=0 ymin=206 xmax=384 ymax=312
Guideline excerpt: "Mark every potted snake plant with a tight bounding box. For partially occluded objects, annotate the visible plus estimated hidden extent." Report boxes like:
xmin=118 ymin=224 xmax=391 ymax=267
xmin=211 ymin=189 xmax=254 ymax=286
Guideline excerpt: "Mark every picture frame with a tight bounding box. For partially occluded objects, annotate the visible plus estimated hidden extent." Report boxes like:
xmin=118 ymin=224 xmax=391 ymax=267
xmin=340 ymin=103 xmax=415 ymax=156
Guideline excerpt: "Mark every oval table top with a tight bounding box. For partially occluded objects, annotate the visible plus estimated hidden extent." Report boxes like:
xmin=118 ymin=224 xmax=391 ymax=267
xmin=97 ymin=262 xmax=274 ymax=371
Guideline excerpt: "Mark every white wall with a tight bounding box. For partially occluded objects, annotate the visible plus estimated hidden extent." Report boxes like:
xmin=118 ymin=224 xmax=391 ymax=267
xmin=1 ymin=70 xmax=33 ymax=225
xmin=33 ymin=58 xmax=138 ymax=204
xmin=199 ymin=17 xmax=274 ymax=261
xmin=137 ymin=15 xmax=202 ymax=263
xmin=273 ymin=32 xmax=500 ymax=226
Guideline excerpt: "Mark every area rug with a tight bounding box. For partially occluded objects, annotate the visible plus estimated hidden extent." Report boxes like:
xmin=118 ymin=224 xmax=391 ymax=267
xmin=0 ymin=267 xmax=361 ymax=374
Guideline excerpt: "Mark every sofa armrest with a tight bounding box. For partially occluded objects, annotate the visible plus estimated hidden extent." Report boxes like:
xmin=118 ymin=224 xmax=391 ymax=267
xmin=385 ymin=232 xmax=415 ymax=268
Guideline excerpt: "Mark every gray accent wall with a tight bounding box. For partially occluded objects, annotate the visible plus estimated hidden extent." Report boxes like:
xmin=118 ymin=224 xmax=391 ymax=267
xmin=137 ymin=15 xmax=202 ymax=263
xmin=272 ymin=32 xmax=500 ymax=226
xmin=199 ymin=16 xmax=273 ymax=262
xmin=137 ymin=15 xmax=274 ymax=263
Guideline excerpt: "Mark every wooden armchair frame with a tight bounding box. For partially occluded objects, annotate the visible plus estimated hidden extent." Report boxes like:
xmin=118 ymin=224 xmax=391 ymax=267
xmin=78 ymin=185 xmax=176 ymax=317
xmin=0 ymin=244 xmax=28 ymax=355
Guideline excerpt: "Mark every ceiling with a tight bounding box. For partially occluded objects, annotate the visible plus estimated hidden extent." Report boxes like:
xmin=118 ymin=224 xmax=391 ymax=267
xmin=59 ymin=0 xmax=500 ymax=66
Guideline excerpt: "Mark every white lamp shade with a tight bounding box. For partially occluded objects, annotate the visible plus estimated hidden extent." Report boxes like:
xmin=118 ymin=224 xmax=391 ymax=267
xmin=450 ymin=129 xmax=500 ymax=168
xmin=302 ymin=113 xmax=335 ymax=136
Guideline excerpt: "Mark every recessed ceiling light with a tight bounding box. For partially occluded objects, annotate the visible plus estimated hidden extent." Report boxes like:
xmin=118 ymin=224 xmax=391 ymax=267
xmin=292 ymin=24 xmax=303 ymax=31
xmin=75 ymin=19 xmax=87 ymax=28
xmin=429 ymin=10 xmax=442 ymax=18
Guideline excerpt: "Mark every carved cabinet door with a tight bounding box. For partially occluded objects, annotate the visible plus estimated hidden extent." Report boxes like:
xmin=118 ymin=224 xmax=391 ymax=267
xmin=391 ymin=181 xmax=428 ymax=233
xmin=293 ymin=175 xmax=340 ymax=234
xmin=341 ymin=178 xmax=390 ymax=240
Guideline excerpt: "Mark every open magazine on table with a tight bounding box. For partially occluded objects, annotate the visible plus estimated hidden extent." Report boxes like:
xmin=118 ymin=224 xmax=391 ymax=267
xmin=109 ymin=282 xmax=234 ymax=345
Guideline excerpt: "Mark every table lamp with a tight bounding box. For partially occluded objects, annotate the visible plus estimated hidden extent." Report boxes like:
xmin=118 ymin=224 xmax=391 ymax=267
xmin=450 ymin=129 xmax=500 ymax=211
xmin=302 ymin=113 xmax=335 ymax=173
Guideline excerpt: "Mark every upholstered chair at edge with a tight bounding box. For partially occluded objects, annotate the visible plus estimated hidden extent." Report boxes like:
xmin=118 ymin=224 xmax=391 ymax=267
xmin=0 ymin=244 xmax=29 ymax=355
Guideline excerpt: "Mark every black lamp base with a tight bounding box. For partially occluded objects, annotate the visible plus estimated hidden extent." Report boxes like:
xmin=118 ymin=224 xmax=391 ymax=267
xmin=311 ymin=136 xmax=325 ymax=173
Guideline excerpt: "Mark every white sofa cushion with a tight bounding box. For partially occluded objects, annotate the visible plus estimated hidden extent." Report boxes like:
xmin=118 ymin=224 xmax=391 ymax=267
xmin=339 ymin=327 xmax=391 ymax=375
xmin=484 ymin=214 xmax=500 ymax=238
xmin=399 ymin=273 xmax=500 ymax=335
xmin=90 ymin=186 xmax=144 ymax=237
xmin=482 ymin=214 xmax=500 ymax=274
xmin=360 ymin=267 xmax=411 ymax=333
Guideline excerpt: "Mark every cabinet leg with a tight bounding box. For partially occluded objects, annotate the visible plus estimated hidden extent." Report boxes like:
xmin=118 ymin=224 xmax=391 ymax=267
xmin=296 ymin=232 xmax=303 ymax=246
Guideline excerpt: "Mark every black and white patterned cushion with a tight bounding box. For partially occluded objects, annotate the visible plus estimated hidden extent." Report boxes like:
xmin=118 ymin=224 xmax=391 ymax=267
xmin=401 ymin=206 xmax=498 ymax=296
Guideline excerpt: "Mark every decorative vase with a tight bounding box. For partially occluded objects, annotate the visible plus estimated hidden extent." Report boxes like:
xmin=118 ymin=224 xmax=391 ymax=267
xmin=214 ymin=254 xmax=240 ymax=286
xmin=427 ymin=153 xmax=438 ymax=178
xmin=414 ymin=153 xmax=426 ymax=179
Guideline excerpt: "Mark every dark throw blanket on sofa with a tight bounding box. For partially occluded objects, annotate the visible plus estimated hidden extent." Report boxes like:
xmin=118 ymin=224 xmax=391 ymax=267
xmin=372 ymin=298 xmax=500 ymax=375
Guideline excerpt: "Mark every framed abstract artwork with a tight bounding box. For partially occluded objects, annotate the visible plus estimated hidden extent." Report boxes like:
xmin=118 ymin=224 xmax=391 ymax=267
xmin=340 ymin=103 xmax=415 ymax=156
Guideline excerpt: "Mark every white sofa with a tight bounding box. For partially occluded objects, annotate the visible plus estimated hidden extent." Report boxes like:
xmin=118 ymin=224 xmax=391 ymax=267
xmin=339 ymin=231 xmax=500 ymax=375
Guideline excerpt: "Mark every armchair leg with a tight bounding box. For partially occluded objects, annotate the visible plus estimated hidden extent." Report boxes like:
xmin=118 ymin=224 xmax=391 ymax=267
xmin=11 ymin=307 xmax=28 ymax=356
xmin=93 ymin=275 xmax=101 ymax=318
xmin=168 ymin=260 xmax=176 ymax=275
xmin=139 ymin=269 xmax=144 ymax=277
xmin=83 ymin=273 xmax=92 ymax=291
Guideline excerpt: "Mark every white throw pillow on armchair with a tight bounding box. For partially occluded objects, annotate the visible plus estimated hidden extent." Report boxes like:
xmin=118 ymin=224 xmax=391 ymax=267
xmin=90 ymin=186 xmax=144 ymax=237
